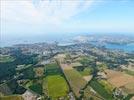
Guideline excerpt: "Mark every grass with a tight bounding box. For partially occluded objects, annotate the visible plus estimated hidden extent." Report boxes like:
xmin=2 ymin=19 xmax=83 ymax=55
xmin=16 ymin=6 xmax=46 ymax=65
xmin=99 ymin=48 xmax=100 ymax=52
xmin=46 ymin=75 xmax=69 ymax=99
xmin=64 ymin=69 xmax=87 ymax=97
xmin=79 ymin=67 xmax=92 ymax=76
xmin=0 ymin=95 xmax=23 ymax=100
xmin=89 ymin=79 xmax=113 ymax=100
xmin=0 ymin=55 xmax=15 ymax=63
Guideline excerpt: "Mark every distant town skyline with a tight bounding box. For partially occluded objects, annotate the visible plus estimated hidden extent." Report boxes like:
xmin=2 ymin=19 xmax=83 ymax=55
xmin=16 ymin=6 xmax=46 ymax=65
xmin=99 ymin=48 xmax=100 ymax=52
xmin=1 ymin=0 xmax=134 ymax=46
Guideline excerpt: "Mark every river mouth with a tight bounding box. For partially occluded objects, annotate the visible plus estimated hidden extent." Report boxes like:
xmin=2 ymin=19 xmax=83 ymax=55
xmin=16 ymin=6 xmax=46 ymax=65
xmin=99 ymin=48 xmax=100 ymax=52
xmin=89 ymin=42 xmax=134 ymax=53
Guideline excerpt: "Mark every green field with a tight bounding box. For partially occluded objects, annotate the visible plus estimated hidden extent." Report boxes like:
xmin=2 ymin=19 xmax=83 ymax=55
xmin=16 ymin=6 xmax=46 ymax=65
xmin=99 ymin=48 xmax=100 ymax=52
xmin=83 ymin=86 xmax=103 ymax=100
xmin=78 ymin=67 xmax=92 ymax=76
xmin=0 ymin=55 xmax=15 ymax=63
xmin=46 ymin=75 xmax=69 ymax=99
xmin=45 ymin=63 xmax=62 ymax=75
xmin=98 ymin=80 xmax=114 ymax=94
xmin=64 ymin=69 xmax=87 ymax=97
xmin=89 ymin=79 xmax=113 ymax=100
xmin=0 ymin=95 xmax=23 ymax=100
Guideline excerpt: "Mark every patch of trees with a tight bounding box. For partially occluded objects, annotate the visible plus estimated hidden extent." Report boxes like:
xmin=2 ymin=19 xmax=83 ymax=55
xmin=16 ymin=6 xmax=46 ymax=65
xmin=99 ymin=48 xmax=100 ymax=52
xmin=0 ymin=49 xmax=38 ymax=82
xmin=7 ymin=79 xmax=26 ymax=94
xmin=22 ymin=67 xmax=35 ymax=79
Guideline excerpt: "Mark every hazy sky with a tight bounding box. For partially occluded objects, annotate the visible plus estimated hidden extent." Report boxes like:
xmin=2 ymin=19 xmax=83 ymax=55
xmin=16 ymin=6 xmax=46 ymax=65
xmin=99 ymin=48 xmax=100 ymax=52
xmin=1 ymin=0 xmax=134 ymax=38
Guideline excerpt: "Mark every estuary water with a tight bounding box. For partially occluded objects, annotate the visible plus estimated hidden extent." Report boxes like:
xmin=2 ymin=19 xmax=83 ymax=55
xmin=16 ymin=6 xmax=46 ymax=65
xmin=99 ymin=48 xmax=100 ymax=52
xmin=90 ymin=42 xmax=134 ymax=53
xmin=104 ymin=43 xmax=134 ymax=52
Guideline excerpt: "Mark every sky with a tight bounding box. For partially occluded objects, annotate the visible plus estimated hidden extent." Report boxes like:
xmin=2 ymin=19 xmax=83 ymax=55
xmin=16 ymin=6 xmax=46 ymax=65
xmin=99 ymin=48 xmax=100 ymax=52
xmin=0 ymin=0 xmax=134 ymax=46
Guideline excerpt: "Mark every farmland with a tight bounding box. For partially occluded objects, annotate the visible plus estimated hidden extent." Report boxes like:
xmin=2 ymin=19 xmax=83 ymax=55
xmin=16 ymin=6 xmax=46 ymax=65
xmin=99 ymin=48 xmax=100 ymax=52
xmin=0 ymin=95 xmax=23 ymax=100
xmin=43 ymin=62 xmax=69 ymax=99
xmin=89 ymin=79 xmax=113 ymax=100
xmin=46 ymin=75 xmax=69 ymax=99
xmin=78 ymin=67 xmax=92 ymax=76
xmin=64 ymin=69 xmax=87 ymax=97
xmin=105 ymin=69 xmax=134 ymax=88
xmin=83 ymin=85 xmax=103 ymax=100
xmin=45 ymin=63 xmax=62 ymax=75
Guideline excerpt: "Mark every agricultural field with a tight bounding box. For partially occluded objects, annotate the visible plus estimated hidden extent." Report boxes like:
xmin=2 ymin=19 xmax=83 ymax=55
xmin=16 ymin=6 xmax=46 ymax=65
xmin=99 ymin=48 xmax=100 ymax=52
xmin=98 ymin=80 xmax=114 ymax=94
xmin=45 ymin=75 xmax=69 ymax=99
xmin=89 ymin=79 xmax=113 ymax=100
xmin=64 ymin=69 xmax=87 ymax=97
xmin=78 ymin=67 xmax=93 ymax=76
xmin=121 ymin=82 xmax=134 ymax=94
xmin=0 ymin=95 xmax=23 ymax=100
xmin=83 ymin=85 xmax=103 ymax=100
xmin=123 ymin=69 xmax=134 ymax=76
xmin=0 ymin=55 xmax=15 ymax=63
xmin=104 ymin=69 xmax=134 ymax=89
xmin=45 ymin=63 xmax=62 ymax=75
xmin=42 ymin=62 xmax=69 ymax=99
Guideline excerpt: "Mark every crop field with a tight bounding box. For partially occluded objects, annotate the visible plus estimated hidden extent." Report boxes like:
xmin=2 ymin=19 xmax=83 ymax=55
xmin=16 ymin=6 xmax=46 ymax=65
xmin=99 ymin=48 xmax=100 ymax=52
xmin=46 ymin=75 xmax=69 ymax=99
xmin=121 ymin=82 xmax=134 ymax=94
xmin=83 ymin=86 xmax=103 ymax=100
xmin=0 ymin=95 xmax=23 ymax=100
xmin=89 ymin=79 xmax=113 ymax=100
xmin=64 ymin=69 xmax=87 ymax=97
xmin=45 ymin=63 xmax=62 ymax=75
xmin=98 ymin=80 xmax=114 ymax=94
xmin=78 ymin=67 xmax=92 ymax=76
xmin=124 ymin=69 xmax=134 ymax=76
xmin=105 ymin=69 xmax=134 ymax=88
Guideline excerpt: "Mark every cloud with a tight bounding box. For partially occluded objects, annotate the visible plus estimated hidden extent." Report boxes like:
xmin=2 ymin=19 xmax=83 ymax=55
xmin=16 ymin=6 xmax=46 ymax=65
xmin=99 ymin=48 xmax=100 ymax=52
xmin=1 ymin=0 xmax=95 ymax=26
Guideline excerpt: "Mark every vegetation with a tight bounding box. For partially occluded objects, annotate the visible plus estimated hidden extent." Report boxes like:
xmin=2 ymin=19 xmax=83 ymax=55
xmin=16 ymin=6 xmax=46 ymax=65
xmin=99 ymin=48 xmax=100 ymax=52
xmin=0 ymin=51 xmax=38 ymax=82
xmin=46 ymin=75 xmax=69 ymax=99
xmin=45 ymin=63 xmax=62 ymax=76
xmin=89 ymin=79 xmax=113 ymax=100
xmin=0 ymin=95 xmax=23 ymax=100
xmin=98 ymin=80 xmax=114 ymax=94
xmin=78 ymin=67 xmax=93 ymax=76
xmin=79 ymin=56 xmax=94 ymax=67
xmin=124 ymin=94 xmax=134 ymax=100
xmin=124 ymin=69 xmax=134 ymax=76
xmin=83 ymin=86 xmax=103 ymax=100
xmin=0 ymin=55 xmax=15 ymax=63
xmin=22 ymin=67 xmax=35 ymax=79
xmin=29 ymin=83 xmax=42 ymax=95
xmin=64 ymin=69 xmax=87 ymax=97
